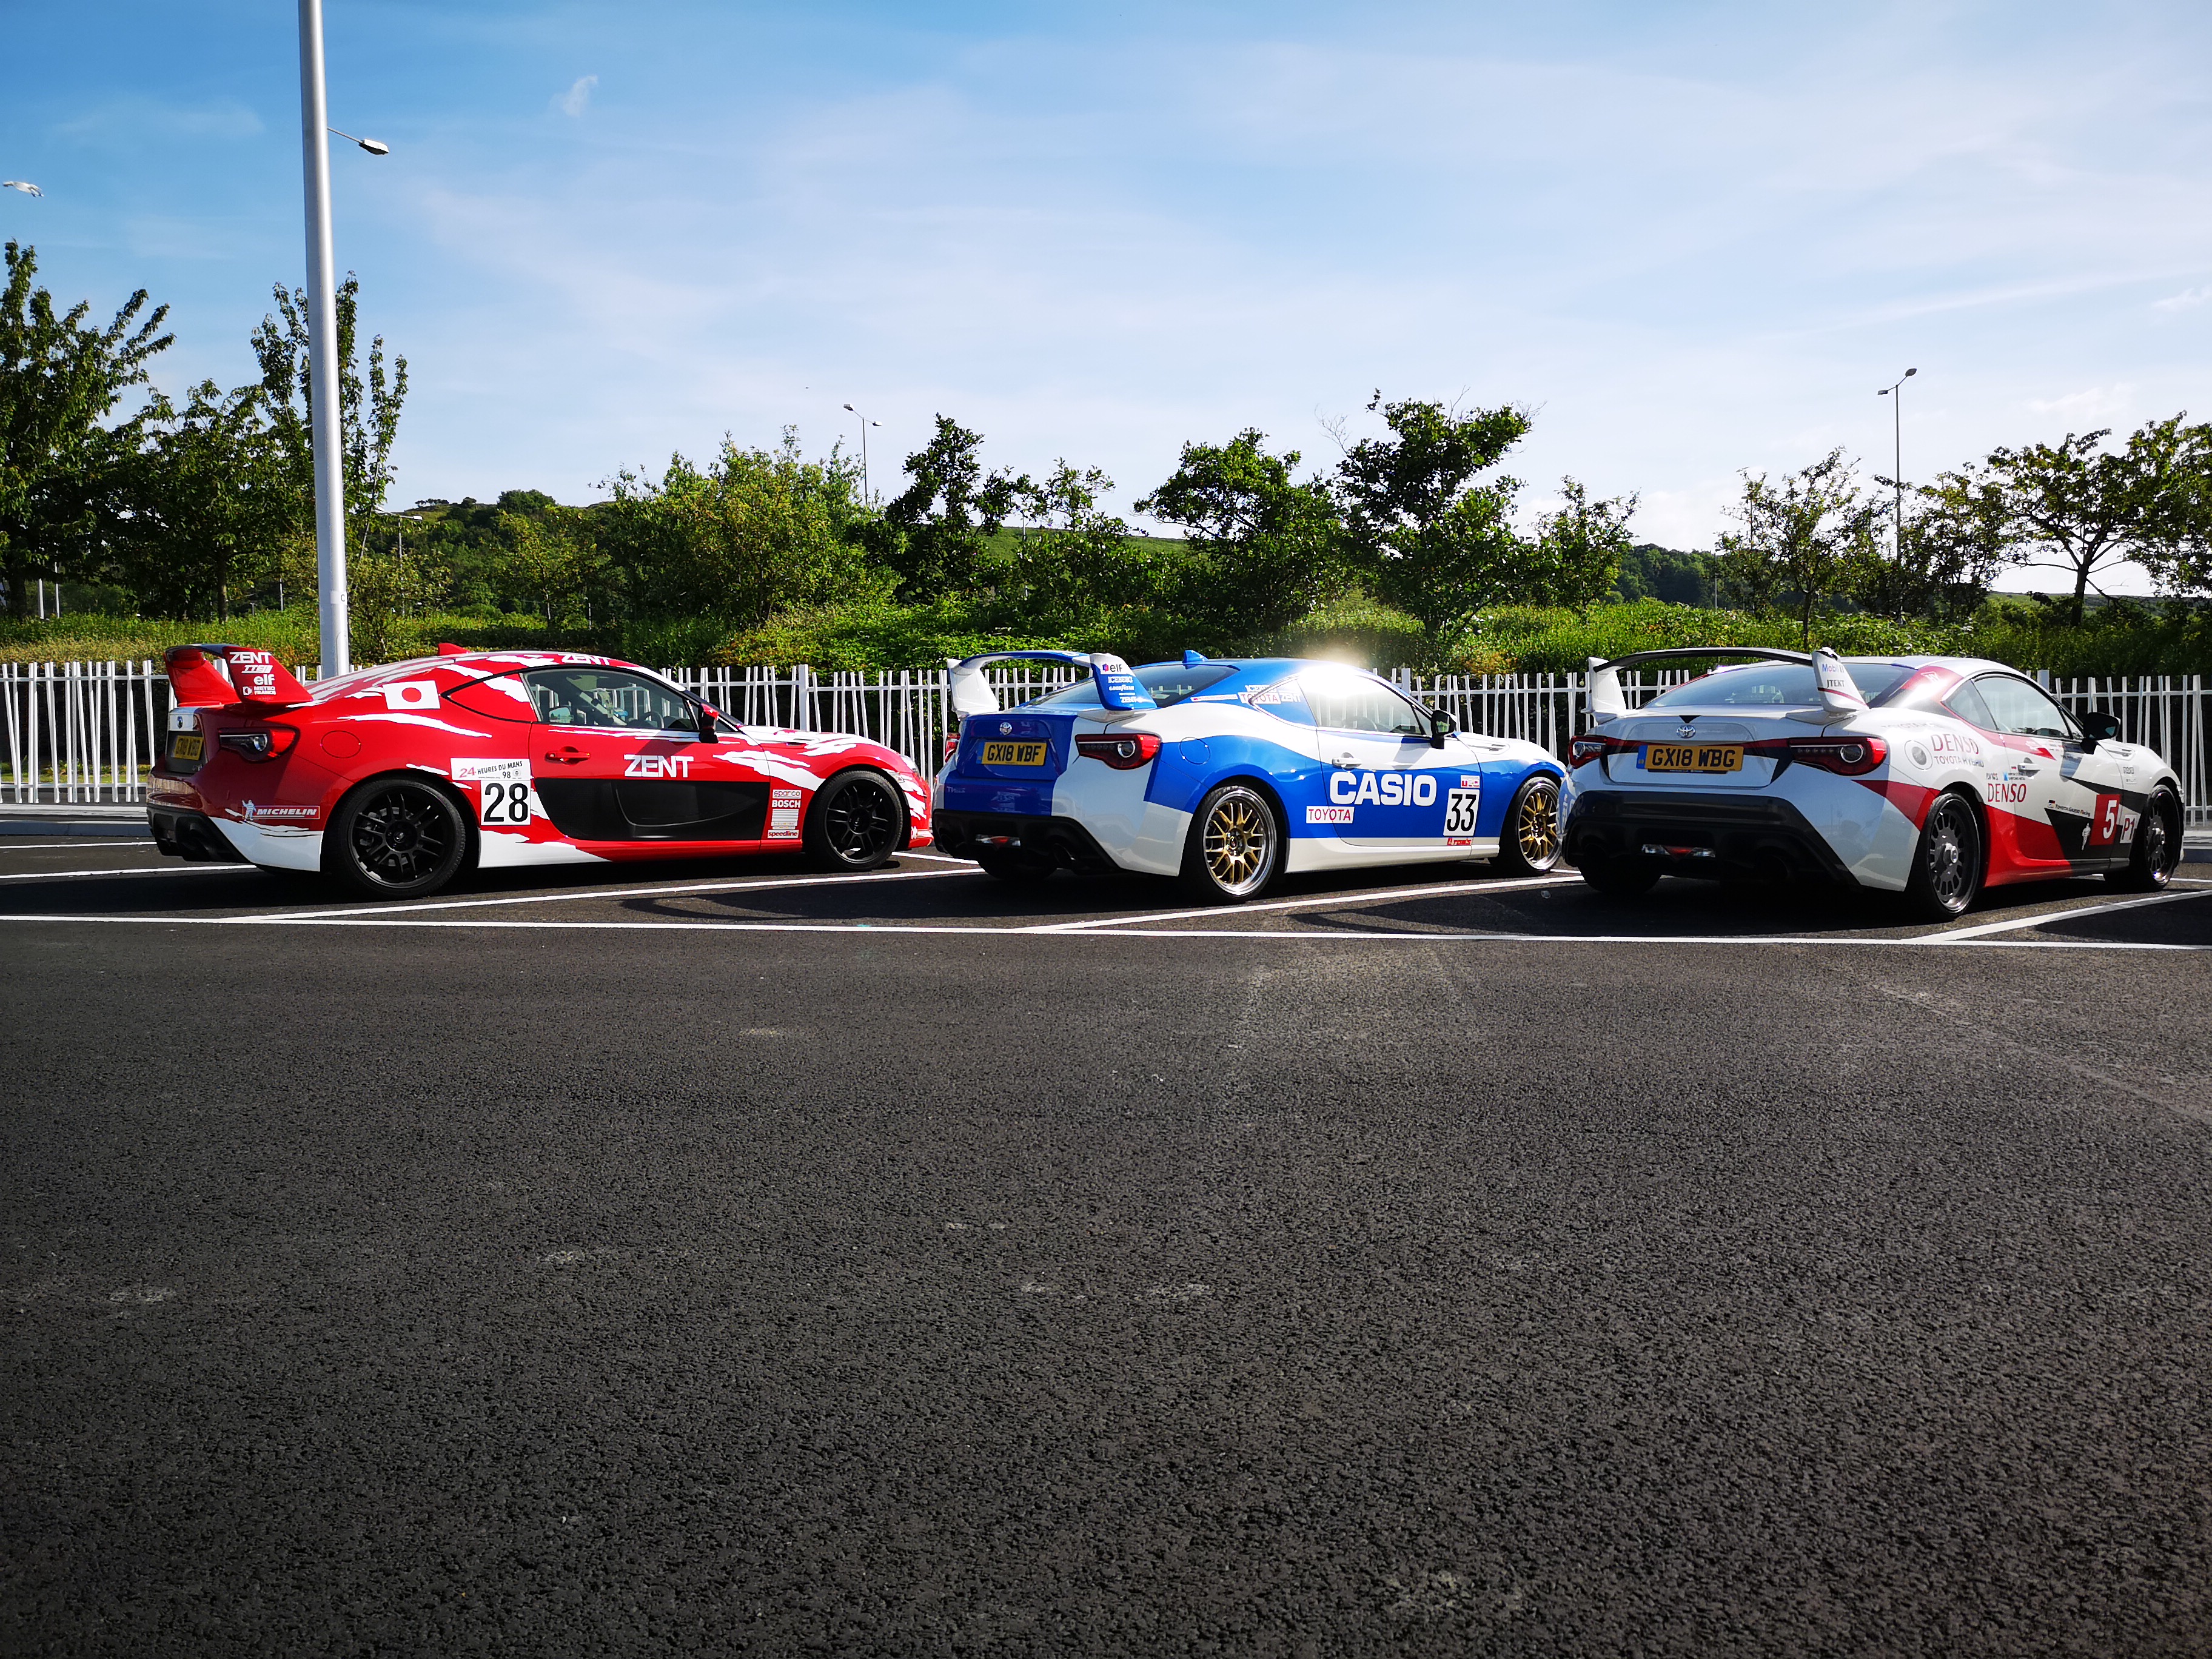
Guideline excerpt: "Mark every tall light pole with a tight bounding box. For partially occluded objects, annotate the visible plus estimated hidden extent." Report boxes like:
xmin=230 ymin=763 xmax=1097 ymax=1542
xmin=297 ymin=4 xmax=388 ymax=676
xmin=841 ymin=403 xmax=880 ymax=503
xmin=1876 ymin=367 xmax=1916 ymax=555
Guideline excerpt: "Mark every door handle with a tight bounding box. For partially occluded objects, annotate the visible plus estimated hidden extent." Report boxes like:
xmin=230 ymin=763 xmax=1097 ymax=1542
xmin=1331 ymin=754 xmax=1360 ymax=768
xmin=544 ymin=746 xmax=589 ymax=765
xmin=2014 ymin=762 xmax=2041 ymax=775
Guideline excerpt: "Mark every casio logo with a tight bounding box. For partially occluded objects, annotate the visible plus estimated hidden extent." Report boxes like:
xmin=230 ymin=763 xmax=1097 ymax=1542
xmin=1328 ymin=771 xmax=1439 ymax=807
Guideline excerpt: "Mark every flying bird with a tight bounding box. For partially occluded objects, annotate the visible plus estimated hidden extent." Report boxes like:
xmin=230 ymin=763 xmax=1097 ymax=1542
xmin=2 ymin=181 xmax=42 ymax=197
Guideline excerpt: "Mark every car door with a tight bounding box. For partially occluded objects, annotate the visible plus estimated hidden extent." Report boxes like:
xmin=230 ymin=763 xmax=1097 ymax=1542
xmin=1299 ymin=671 xmax=1476 ymax=860
xmin=1972 ymin=674 xmax=2121 ymax=869
xmin=523 ymin=667 xmax=774 ymax=843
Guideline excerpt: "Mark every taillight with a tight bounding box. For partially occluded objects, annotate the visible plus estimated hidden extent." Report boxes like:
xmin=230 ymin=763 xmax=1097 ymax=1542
xmin=1568 ymin=732 xmax=1634 ymax=766
xmin=216 ymin=724 xmax=300 ymax=763
xmin=942 ymin=734 xmax=960 ymax=766
xmin=1781 ymin=734 xmax=1888 ymax=776
xmin=1075 ymin=732 xmax=1161 ymax=770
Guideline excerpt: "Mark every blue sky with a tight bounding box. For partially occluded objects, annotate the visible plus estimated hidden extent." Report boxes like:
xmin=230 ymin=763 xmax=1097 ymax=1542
xmin=6 ymin=1 xmax=2210 ymax=589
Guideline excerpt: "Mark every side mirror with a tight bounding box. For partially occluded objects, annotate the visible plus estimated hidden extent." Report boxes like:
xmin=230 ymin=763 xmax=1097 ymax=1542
xmin=695 ymin=702 xmax=721 ymax=743
xmin=2079 ymin=709 xmax=2120 ymax=743
xmin=1429 ymin=709 xmax=1456 ymax=748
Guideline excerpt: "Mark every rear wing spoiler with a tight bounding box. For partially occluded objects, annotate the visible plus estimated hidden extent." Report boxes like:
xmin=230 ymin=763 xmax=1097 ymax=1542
xmin=945 ymin=650 xmax=1158 ymax=719
xmin=164 ymin=645 xmax=316 ymax=709
xmin=1583 ymin=645 xmax=1865 ymax=725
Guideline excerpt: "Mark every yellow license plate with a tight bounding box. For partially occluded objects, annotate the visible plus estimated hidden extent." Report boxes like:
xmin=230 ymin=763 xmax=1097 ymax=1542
xmin=981 ymin=740 xmax=1048 ymax=766
xmin=1644 ymin=743 xmax=1743 ymax=773
xmin=171 ymin=732 xmax=203 ymax=761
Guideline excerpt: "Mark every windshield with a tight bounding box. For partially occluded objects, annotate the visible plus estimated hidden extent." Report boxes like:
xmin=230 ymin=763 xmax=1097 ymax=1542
xmin=1644 ymin=660 xmax=1912 ymax=710
xmin=1030 ymin=662 xmax=1237 ymax=709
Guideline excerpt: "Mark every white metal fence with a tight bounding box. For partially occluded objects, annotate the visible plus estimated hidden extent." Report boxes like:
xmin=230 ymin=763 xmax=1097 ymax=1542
xmin=5 ymin=659 xmax=2207 ymax=825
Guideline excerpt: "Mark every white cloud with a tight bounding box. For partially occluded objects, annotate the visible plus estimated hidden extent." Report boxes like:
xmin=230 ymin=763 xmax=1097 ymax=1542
xmin=2025 ymin=385 xmax=2134 ymax=419
xmin=556 ymin=76 xmax=597 ymax=118
xmin=2153 ymin=283 xmax=2211 ymax=313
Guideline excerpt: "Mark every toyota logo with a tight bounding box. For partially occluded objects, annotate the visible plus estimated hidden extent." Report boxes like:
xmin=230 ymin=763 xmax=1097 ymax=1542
xmin=998 ymin=722 xmax=1013 ymax=735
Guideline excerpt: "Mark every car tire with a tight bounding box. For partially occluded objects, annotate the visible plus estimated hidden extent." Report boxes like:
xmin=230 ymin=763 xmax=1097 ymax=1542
xmin=1580 ymin=854 xmax=1660 ymax=898
xmin=328 ymin=776 xmax=470 ymax=899
xmin=2106 ymin=785 xmax=2182 ymax=893
xmin=974 ymin=848 xmax=1057 ymax=882
xmin=1905 ymin=790 xmax=1983 ymax=922
xmin=1178 ymin=781 xmax=1282 ymax=903
xmin=1493 ymin=773 xmax=1564 ymax=876
xmin=804 ymin=768 xmax=905 ymax=872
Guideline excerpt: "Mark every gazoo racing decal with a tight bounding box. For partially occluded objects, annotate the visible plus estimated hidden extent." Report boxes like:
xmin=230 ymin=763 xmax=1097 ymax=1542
xmin=454 ymin=757 xmax=536 ymax=826
xmin=768 ymin=787 xmax=805 ymax=839
xmin=624 ymin=752 xmax=693 ymax=779
xmin=1328 ymin=771 xmax=1438 ymax=808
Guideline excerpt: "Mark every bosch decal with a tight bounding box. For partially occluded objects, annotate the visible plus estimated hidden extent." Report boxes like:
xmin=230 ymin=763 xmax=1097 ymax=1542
xmin=768 ymin=787 xmax=805 ymax=838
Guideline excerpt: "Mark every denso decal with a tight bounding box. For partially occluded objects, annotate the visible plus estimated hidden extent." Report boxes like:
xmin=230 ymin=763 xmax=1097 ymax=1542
xmin=1927 ymin=730 xmax=1980 ymax=760
xmin=378 ymin=680 xmax=440 ymax=711
xmin=1328 ymin=771 xmax=1438 ymax=806
xmin=767 ymin=787 xmax=804 ymax=838
xmin=625 ymin=752 xmax=692 ymax=779
xmin=1306 ymin=805 xmax=1354 ymax=824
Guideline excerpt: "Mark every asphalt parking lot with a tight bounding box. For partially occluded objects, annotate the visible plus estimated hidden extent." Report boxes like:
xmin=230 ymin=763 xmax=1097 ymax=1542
xmin=4 ymin=832 xmax=2208 ymax=1655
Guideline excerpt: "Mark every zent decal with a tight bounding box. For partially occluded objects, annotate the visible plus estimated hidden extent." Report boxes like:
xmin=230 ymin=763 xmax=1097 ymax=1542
xmin=625 ymin=752 xmax=692 ymax=779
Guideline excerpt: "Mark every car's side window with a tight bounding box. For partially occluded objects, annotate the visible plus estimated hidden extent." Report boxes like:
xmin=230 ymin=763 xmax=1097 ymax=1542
xmin=522 ymin=669 xmax=695 ymax=732
xmin=1244 ymin=678 xmax=1315 ymax=725
xmin=1301 ymin=674 xmax=1428 ymax=737
xmin=1940 ymin=678 xmax=1996 ymax=731
xmin=1974 ymin=675 xmax=2075 ymax=740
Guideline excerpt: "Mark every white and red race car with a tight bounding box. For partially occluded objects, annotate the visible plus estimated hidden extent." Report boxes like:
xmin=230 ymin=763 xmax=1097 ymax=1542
xmin=147 ymin=645 xmax=931 ymax=897
xmin=1561 ymin=648 xmax=2186 ymax=919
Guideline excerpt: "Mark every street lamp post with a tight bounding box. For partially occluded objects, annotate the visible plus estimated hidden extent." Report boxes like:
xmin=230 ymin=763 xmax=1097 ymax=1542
xmin=1876 ymin=367 xmax=1916 ymax=555
xmin=296 ymin=3 xmax=389 ymax=677
xmin=841 ymin=403 xmax=880 ymax=503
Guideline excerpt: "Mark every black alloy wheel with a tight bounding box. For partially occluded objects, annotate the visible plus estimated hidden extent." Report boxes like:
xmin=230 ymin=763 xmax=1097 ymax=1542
xmin=1493 ymin=774 xmax=1564 ymax=876
xmin=805 ymin=769 xmax=905 ymax=871
xmin=1905 ymin=790 xmax=1983 ymax=922
xmin=2108 ymin=785 xmax=2183 ymax=892
xmin=330 ymin=777 xmax=469 ymax=898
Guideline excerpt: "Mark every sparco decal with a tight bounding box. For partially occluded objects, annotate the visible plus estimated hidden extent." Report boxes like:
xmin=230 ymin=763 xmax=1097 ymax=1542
xmin=1328 ymin=771 xmax=1438 ymax=806
xmin=768 ymin=787 xmax=805 ymax=838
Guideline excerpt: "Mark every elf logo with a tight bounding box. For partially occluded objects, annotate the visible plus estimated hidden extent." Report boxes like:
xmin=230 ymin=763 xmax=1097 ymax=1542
xmin=624 ymin=752 xmax=693 ymax=778
xmin=1329 ymin=771 xmax=1438 ymax=807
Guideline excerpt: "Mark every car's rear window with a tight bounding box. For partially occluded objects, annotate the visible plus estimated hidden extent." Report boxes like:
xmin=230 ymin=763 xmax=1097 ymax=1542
xmin=1644 ymin=660 xmax=1912 ymax=709
xmin=1030 ymin=662 xmax=1237 ymax=709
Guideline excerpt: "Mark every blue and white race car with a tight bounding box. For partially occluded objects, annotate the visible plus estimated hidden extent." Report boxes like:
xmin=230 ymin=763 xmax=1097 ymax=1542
xmin=932 ymin=651 xmax=1570 ymax=901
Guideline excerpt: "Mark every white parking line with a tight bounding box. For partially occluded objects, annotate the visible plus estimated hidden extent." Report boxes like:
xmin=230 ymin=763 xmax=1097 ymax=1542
xmin=1925 ymin=886 xmax=2211 ymax=941
xmin=0 ymin=865 xmax=235 ymax=881
xmin=0 ymin=913 xmax=2199 ymax=951
xmin=0 ymin=842 xmax=158 ymax=851
xmin=1025 ymin=873 xmax=1586 ymax=932
xmin=274 ymin=861 xmax=977 ymax=920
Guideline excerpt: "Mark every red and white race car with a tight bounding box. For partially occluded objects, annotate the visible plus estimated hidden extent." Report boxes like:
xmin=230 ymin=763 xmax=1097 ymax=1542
xmin=147 ymin=645 xmax=931 ymax=897
xmin=1561 ymin=648 xmax=2187 ymax=919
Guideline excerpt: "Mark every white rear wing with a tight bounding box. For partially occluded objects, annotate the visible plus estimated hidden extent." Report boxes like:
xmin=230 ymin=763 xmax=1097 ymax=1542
xmin=1582 ymin=646 xmax=1865 ymax=726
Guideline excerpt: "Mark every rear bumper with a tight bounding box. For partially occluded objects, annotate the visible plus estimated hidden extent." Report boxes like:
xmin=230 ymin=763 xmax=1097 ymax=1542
xmin=933 ymin=810 xmax=1122 ymax=876
xmin=148 ymin=805 xmax=250 ymax=864
xmin=1564 ymin=789 xmax=1858 ymax=885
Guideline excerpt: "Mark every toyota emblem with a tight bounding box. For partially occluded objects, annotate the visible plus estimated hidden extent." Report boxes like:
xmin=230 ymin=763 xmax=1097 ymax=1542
xmin=998 ymin=722 xmax=1013 ymax=735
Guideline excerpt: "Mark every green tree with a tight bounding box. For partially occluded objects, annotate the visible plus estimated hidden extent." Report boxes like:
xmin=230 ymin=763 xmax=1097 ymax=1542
xmin=491 ymin=504 xmax=612 ymax=636
xmin=1136 ymin=428 xmax=1346 ymax=640
xmin=1529 ymin=477 xmax=1637 ymax=613
xmin=1002 ymin=462 xmax=1164 ymax=620
xmin=600 ymin=431 xmax=876 ymax=627
xmin=123 ymin=380 xmax=291 ymax=619
xmin=1857 ymin=468 xmax=2006 ymax=624
xmin=0 ymin=242 xmax=172 ymax=618
xmin=1715 ymin=449 xmax=1882 ymax=645
xmin=1984 ymin=414 xmax=2212 ymax=626
xmin=871 ymin=416 xmax=1021 ymax=602
xmin=1334 ymin=394 xmax=1537 ymax=648
xmin=250 ymin=273 xmax=408 ymax=534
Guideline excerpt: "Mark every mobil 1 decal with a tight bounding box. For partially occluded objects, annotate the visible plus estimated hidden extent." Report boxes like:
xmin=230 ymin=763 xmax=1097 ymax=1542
xmin=454 ymin=756 xmax=535 ymax=825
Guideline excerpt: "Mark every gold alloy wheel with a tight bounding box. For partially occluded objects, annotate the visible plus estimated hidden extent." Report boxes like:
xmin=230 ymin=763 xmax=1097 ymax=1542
xmin=1201 ymin=787 xmax=1276 ymax=896
xmin=1515 ymin=780 xmax=1561 ymax=869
